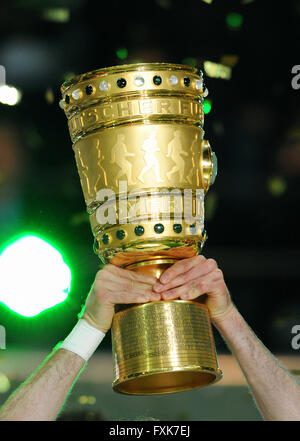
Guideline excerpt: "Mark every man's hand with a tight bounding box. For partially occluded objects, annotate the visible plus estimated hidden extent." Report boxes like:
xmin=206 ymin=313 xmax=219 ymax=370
xmin=153 ymin=255 xmax=235 ymax=324
xmin=83 ymin=264 xmax=160 ymax=333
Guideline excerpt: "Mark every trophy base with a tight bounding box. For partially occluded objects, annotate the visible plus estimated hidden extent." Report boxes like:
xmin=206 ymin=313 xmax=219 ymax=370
xmin=113 ymin=367 xmax=221 ymax=396
xmin=112 ymin=295 xmax=222 ymax=395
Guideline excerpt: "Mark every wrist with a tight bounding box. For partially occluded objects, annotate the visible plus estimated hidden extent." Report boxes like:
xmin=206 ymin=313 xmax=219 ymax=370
xmin=211 ymin=302 xmax=238 ymax=328
xmin=59 ymin=319 xmax=106 ymax=361
xmin=83 ymin=310 xmax=110 ymax=334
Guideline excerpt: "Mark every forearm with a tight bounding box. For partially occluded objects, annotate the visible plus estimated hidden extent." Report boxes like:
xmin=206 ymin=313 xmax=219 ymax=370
xmin=0 ymin=348 xmax=85 ymax=421
xmin=214 ymin=307 xmax=300 ymax=421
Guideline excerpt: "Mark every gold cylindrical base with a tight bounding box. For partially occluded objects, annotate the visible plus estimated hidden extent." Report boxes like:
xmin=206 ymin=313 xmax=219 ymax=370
xmin=112 ymin=300 xmax=222 ymax=395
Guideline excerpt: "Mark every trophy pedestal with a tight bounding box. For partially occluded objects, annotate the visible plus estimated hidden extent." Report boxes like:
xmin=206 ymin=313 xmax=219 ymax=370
xmin=111 ymin=261 xmax=222 ymax=395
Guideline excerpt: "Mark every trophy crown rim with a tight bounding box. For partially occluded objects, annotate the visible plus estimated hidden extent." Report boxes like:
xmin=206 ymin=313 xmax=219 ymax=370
xmin=61 ymin=62 xmax=202 ymax=93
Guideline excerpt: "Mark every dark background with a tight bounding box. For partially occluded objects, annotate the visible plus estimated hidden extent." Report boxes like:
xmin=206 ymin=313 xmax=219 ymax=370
xmin=0 ymin=0 xmax=299 ymax=355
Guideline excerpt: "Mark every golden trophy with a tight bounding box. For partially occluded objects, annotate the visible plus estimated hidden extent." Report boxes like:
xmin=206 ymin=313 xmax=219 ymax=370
xmin=60 ymin=62 xmax=222 ymax=394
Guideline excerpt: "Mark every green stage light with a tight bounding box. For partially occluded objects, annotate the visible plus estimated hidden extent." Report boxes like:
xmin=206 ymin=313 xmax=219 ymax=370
xmin=203 ymin=99 xmax=212 ymax=114
xmin=116 ymin=48 xmax=128 ymax=60
xmin=0 ymin=236 xmax=71 ymax=317
xmin=226 ymin=12 xmax=243 ymax=29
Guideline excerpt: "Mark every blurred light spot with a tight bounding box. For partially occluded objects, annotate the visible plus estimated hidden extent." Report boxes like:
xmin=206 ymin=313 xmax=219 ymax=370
xmin=43 ymin=8 xmax=70 ymax=23
xmin=0 ymin=85 xmax=22 ymax=106
xmin=213 ymin=121 xmax=225 ymax=136
xmin=0 ymin=235 xmax=71 ymax=317
xmin=116 ymin=48 xmax=128 ymax=60
xmin=201 ymin=0 xmax=213 ymax=3
xmin=203 ymin=99 xmax=212 ymax=114
xmin=45 ymin=88 xmax=55 ymax=105
xmin=70 ymin=212 xmax=89 ymax=227
xmin=204 ymin=61 xmax=232 ymax=80
xmin=78 ymin=395 xmax=96 ymax=405
xmin=226 ymin=12 xmax=243 ymax=29
xmin=182 ymin=57 xmax=198 ymax=67
xmin=155 ymin=0 xmax=172 ymax=9
xmin=0 ymin=373 xmax=10 ymax=393
xmin=241 ymin=0 xmax=255 ymax=4
xmin=220 ymin=55 xmax=239 ymax=68
xmin=267 ymin=176 xmax=287 ymax=197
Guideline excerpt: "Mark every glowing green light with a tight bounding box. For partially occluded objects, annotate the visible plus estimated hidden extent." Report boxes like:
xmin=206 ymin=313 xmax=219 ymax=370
xmin=267 ymin=176 xmax=286 ymax=197
xmin=43 ymin=8 xmax=70 ymax=23
xmin=116 ymin=48 xmax=128 ymax=60
xmin=226 ymin=12 xmax=243 ymax=29
xmin=203 ymin=99 xmax=212 ymax=114
xmin=0 ymin=236 xmax=71 ymax=317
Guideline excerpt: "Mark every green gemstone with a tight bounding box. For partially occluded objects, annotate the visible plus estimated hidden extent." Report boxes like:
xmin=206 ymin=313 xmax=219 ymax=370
xmin=173 ymin=223 xmax=182 ymax=234
xmin=154 ymin=223 xmax=164 ymax=234
xmin=102 ymin=234 xmax=109 ymax=245
xmin=116 ymin=230 xmax=125 ymax=240
xmin=153 ymin=75 xmax=162 ymax=86
xmin=134 ymin=225 xmax=144 ymax=236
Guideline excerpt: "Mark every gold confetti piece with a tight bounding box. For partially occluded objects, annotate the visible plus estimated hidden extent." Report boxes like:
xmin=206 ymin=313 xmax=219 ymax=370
xmin=204 ymin=61 xmax=232 ymax=80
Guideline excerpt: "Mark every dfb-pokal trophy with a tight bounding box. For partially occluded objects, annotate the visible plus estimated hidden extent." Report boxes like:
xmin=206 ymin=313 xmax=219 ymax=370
xmin=60 ymin=62 xmax=221 ymax=395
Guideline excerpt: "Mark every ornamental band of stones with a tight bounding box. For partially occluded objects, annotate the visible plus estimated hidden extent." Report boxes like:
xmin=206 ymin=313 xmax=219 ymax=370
xmin=61 ymin=63 xmax=221 ymax=395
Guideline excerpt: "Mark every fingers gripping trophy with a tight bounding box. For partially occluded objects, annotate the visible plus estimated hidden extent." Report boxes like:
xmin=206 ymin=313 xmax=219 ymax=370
xmin=60 ymin=63 xmax=221 ymax=395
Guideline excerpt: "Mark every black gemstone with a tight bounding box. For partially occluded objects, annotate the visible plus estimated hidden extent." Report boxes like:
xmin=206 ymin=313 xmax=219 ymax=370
xmin=173 ymin=223 xmax=182 ymax=234
xmin=134 ymin=225 xmax=144 ymax=236
xmin=65 ymin=94 xmax=70 ymax=104
xmin=102 ymin=234 xmax=109 ymax=245
xmin=184 ymin=77 xmax=191 ymax=87
xmin=154 ymin=223 xmax=164 ymax=234
xmin=117 ymin=78 xmax=127 ymax=88
xmin=85 ymin=85 xmax=93 ymax=95
xmin=116 ymin=229 xmax=125 ymax=240
xmin=153 ymin=75 xmax=162 ymax=86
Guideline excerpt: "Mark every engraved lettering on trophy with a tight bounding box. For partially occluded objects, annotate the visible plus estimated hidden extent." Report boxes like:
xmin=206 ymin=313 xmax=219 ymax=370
xmin=157 ymin=100 xmax=171 ymax=114
xmin=102 ymin=105 xmax=113 ymax=119
xmin=117 ymin=101 xmax=132 ymax=117
xmin=110 ymin=134 xmax=136 ymax=186
xmin=186 ymin=133 xmax=200 ymax=186
xmin=137 ymin=131 xmax=164 ymax=183
xmin=86 ymin=108 xmax=99 ymax=124
xmin=138 ymin=99 xmax=153 ymax=114
xmin=179 ymin=99 xmax=191 ymax=115
xmin=166 ymin=130 xmax=188 ymax=182
xmin=94 ymin=139 xmax=108 ymax=190
xmin=69 ymin=113 xmax=84 ymax=133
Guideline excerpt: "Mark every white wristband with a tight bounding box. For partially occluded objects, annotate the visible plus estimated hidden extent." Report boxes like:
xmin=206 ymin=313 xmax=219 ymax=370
xmin=59 ymin=319 xmax=106 ymax=361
